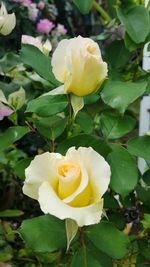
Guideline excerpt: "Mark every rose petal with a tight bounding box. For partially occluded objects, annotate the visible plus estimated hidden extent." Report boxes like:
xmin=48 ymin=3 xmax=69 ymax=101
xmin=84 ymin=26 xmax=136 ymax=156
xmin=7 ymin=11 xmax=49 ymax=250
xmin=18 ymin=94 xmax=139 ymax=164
xmin=38 ymin=181 xmax=103 ymax=227
xmin=67 ymin=147 xmax=111 ymax=200
xmin=23 ymin=152 xmax=62 ymax=199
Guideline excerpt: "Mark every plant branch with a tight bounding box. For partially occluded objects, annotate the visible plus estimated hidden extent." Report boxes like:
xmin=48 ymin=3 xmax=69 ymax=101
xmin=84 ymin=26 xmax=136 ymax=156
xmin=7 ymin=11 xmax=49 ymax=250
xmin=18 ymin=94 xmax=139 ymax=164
xmin=93 ymin=1 xmax=112 ymax=23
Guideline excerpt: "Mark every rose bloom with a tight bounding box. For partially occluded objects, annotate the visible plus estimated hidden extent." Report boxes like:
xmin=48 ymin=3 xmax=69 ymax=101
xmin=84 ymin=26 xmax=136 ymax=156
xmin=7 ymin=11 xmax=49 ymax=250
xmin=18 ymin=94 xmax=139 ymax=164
xmin=36 ymin=19 xmax=55 ymax=35
xmin=23 ymin=147 xmax=111 ymax=227
xmin=0 ymin=2 xmax=16 ymax=35
xmin=51 ymin=36 xmax=108 ymax=97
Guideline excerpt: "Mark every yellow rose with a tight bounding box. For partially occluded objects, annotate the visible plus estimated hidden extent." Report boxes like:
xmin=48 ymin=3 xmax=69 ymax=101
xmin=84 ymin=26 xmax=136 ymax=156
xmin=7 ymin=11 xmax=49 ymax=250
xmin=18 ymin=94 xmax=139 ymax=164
xmin=23 ymin=147 xmax=111 ymax=227
xmin=51 ymin=36 xmax=108 ymax=97
xmin=0 ymin=2 xmax=16 ymax=36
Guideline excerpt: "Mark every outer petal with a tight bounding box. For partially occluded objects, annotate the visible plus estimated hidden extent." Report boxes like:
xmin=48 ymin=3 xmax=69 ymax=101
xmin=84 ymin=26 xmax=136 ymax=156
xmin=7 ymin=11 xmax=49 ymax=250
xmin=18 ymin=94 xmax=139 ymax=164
xmin=38 ymin=181 xmax=104 ymax=227
xmin=23 ymin=152 xmax=62 ymax=199
xmin=51 ymin=39 xmax=70 ymax=83
xmin=65 ymin=61 xmax=107 ymax=96
xmin=0 ymin=13 xmax=16 ymax=35
xmin=67 ymin=147 xmax=111 ymax=200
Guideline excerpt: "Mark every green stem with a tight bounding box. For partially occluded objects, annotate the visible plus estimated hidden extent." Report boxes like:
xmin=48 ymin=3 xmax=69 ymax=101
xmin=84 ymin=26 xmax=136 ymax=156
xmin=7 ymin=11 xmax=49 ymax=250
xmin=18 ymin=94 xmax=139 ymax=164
xmin=93 ymin=1 xmax=112 ymax=23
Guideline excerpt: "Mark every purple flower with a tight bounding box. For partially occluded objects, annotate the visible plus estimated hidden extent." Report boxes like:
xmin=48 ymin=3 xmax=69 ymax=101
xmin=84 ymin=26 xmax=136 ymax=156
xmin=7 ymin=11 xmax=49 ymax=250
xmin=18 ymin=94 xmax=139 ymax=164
xmin=36 ymin=19 xmax=55 ymax=35
xmin=0 ymin=102 xmax=13 ymax=121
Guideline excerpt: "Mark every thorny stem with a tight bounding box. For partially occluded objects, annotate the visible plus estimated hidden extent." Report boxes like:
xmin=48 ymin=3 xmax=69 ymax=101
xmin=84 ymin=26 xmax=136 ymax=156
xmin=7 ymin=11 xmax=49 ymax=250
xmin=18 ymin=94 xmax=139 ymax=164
xmin=93 ymin=1 xmax=112 ymax=23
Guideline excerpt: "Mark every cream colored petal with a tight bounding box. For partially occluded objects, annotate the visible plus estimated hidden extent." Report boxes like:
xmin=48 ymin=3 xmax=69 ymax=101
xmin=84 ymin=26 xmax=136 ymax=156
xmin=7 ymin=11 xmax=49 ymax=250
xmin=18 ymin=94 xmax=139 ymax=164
xmin=23 ymin=152 xmax=62 ymax=199
xmin=62 ymin=162 xmax=89 ymax=204
xmin=0 ymin=2 xmax=7 ymax=16
xmin=51 ymin=39 xmax=70 ymax=83
xmin=38 ymin=181 xmax=104 ymax=227
xmin=0 ymin=13 xmax=16 ymax=35
xmin=42 ymin=85 xmax=65 ymax=96
xmin=77 ymin=147 xmax=111 ymax=199
xmin=65 ymin=55 xmax=107 ymax=96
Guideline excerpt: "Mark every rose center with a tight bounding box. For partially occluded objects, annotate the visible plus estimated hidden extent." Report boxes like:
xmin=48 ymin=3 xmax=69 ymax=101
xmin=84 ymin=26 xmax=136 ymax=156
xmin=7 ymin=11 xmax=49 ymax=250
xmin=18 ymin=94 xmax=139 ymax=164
xmin=58 ymin=162 xmax=80 ymax=179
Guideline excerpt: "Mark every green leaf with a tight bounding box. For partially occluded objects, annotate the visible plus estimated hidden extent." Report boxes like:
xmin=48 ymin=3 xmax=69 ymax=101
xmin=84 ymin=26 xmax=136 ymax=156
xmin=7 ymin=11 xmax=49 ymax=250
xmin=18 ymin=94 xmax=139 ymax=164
xmin=87 ymin=241 xmax=113 ymax=267
xmin=20 ymin=44 xmax=59 ymax=86
xmin=14 ymin=158 xmax=32 ymax=180
xmin=86 ymin=221 xmax=129 ymax=259
xmin=127 ymin=136 xmax=150 ymax=166
xmin=100 ymin=111 xmax=136 ymax=139
xmin=0 ymin=209 xmax=23 ymax=217
xmin=8 ymin=87 xmax=25 ymax=111
xmin=143 ymin=170 xmax=150 ymax=186
xmin=73 ymin=0 xmax=94 ymax=14
xmin=65 ymin=219 xmax=78 ymax=251
xmin=35 ymin=116 xmax=67 ymax=140
xmin=0 ymin=126 xmax=29 ymax=151
xmin=105 ymin=40 xmax=130 ymax=69
xmin=76 ymin=112 xmax=94 ymax=134
xmin=124 ymin=32 xmax=141 ymax=52
xmin=101 ymin=80 xmax=147 ymax=114
xmin=71 ymin=247 xmax=103 ymax=267
xmin=57 ymin=134 xmax=111 ymax=159
xmin=19 ymin=215 xmax=67 ymax=252
xmin=117 ymin=5 xmax=150 ymax=43
xmin=26 ymin=95 xmax=68 ymax=117
xmin=71 ymin=95 xmax=84 ymax=118
xmin=107 ymin=145 xmax=139 ymax=197
xmin=136 ymin=185 xmax=150 ymax=209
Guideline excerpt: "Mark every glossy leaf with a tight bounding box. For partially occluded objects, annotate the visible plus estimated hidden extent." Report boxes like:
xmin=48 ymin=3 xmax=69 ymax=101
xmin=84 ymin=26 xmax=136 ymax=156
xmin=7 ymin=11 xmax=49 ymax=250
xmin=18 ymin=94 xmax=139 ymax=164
xmin=26 ymin=95 xmax=68 ymax=117
xmin=101 ymin=80 xmax=147 ymax=114
xmin=14 ymin=158 xmax=32 ymax=180
xmin=107 ymin=145 xmax=139 ymax=197
xmin=35 ymin=116 xmax=67 ymax=140
xmin=127 ymin=136 xmax=150 ymax=166
xmin=20 ymin=215 xmax=67 ymax=252
xmin=0 ymin=126 xmax=29 ymax=151
xmin=117 ymin=5 xmax=150 ymax=43
xmin=86 ymin=221 xmax=129 ymax=259
xmin=20 ymin=44 xmax=59 ymax=86
xmin=100 ymin=112 xmax=136 ymax=139
xmin=71 ymin=247 xmax=102 ymax=267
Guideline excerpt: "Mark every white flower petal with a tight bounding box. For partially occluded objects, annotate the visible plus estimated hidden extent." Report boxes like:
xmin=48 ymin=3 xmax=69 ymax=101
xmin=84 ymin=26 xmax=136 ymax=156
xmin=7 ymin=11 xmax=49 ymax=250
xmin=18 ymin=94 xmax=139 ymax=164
xmin=38 ymin=181 xmax=103 ymax=227
xmin=0 ymin=13 xmax=16 ymax=35
xmin=67 ymin=147 xmax=111 ymax=199
xmin=51 ymin=39 xmax=70 ymax=83
xmin=23 ymin=152 xmax=62 ymax=199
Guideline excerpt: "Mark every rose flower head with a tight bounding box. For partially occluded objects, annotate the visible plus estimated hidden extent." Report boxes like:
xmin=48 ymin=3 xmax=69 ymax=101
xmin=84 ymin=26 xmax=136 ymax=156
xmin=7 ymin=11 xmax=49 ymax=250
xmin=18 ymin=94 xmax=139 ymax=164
xmin=51 ymin=36 xmax=108 ymax=97
xmin=23 ymin=147 xmax=111 ymax=227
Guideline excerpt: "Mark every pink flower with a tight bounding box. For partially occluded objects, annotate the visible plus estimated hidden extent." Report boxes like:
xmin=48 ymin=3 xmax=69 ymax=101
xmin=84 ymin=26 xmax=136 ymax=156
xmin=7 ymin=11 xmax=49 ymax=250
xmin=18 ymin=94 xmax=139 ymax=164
xmin=38 ymin=1 xmax=45 ymax=10
xmin=21 ymin=0 xmax=32 ymax=6
xmin=0 ymin=102 xmax=13 ymax=121
xmin=36 ymin=19 xmax=55 ymax=35
xmin=28 ymin=3 xmax=39 ymax=21
xmin=57 ymin=23 xmax=67 ymax=35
